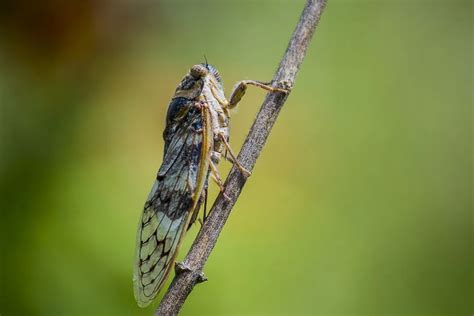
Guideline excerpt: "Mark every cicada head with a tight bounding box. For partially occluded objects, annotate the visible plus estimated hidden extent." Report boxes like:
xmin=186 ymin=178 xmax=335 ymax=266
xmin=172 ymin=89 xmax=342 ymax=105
xmin=190 ymin=64 xmax=209 ymax=79
xmin=174 ymin=63 xmax=224 ymax=99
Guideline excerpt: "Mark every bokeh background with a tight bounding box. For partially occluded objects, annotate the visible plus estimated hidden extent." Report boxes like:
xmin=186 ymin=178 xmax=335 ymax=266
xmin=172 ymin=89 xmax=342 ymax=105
xmin=0 ymin=0 xmax=471 ymax=315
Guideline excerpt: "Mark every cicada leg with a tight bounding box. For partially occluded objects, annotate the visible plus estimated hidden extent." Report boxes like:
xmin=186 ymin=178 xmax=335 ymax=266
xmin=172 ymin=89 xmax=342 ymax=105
xmin=203 ymin=185 xmax=208 ymax=221
xmin=210 ymin=80 xmax=288 ymax=110
xmin=209 ymin=159 xmax=230 ymax=201
xmin=227 ymin=80 xmax=288 ymax=109
xmin=218 ymin=133 xmax=251 ymax=177
xmin=188 ymin=185 xmax=207 ymax=230
xmin=198 ymin=185 xmax=209 ymax=226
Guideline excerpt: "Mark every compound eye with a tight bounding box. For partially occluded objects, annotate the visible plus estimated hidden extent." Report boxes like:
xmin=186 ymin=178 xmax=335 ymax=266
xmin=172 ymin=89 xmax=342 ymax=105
xmin=190 ymin=64 xmax=208 ymax=79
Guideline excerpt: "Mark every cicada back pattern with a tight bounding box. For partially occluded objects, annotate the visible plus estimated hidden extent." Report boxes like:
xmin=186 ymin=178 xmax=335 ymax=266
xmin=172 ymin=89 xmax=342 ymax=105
xmin=133 ymin=63 xmax=285 ymax=307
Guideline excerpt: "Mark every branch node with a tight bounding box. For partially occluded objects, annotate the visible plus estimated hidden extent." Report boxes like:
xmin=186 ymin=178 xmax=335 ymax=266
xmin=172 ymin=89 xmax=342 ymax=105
xmin=175 ymin=262 xmax=192 ymax=275
xmin=175 ymin=262 xmax=208 ymax=284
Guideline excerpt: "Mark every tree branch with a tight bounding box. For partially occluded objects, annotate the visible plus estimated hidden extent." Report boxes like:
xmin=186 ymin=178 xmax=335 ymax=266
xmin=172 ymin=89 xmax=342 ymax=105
xmin=155 ymin=0 xmax=327 ymax=314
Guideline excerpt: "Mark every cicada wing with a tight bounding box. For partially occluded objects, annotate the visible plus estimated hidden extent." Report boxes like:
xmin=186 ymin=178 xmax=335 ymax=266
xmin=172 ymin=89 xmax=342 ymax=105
xmin=134 ymin=104 xmax=212 ymax=307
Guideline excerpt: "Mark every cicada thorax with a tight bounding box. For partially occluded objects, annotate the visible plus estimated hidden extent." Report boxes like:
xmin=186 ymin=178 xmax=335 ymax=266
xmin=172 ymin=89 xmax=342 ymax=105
xmin=199 ymin=76 xmax=231 ymax=165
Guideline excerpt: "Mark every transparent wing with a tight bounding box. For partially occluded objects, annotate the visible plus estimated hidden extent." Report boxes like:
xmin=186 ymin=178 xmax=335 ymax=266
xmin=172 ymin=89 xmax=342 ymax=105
xmin=134 ymin=104 xmax=211 ymax=307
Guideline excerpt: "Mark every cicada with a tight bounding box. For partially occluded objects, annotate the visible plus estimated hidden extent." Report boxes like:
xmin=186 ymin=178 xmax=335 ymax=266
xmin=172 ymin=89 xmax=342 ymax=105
xmin=133 ymin=63 xmax=284 ymax=307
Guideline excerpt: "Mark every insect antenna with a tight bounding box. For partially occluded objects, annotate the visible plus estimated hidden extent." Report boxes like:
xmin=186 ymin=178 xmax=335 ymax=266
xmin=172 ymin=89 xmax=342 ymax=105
xmin=204 ymin=55 xmax=209 ymax=70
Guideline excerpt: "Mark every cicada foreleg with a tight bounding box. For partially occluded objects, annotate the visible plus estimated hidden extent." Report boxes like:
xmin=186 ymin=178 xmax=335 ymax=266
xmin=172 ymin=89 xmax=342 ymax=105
xmin=210 ymin=79 xmax=288 ymax=110
xmin=227 ymin=80 xmax=288 ymax=109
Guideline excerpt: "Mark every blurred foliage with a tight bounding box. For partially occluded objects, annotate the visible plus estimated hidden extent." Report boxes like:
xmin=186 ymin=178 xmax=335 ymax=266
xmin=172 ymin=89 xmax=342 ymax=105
xmin=0 ymin=0 xmax=472 ymax=315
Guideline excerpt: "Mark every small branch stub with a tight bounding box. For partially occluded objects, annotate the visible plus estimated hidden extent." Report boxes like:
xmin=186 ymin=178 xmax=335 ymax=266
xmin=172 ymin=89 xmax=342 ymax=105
xmin=175 ymin=262 xmax=207 ymax=283
xmin=174 ymin=262 xmax=191 ymax=275
xmin=155 ymin=0 xmax=327 ymax=314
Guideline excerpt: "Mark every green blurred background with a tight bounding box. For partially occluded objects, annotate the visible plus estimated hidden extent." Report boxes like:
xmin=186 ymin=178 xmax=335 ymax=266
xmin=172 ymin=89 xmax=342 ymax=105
xmin=0 ymin=0 xmax=471 ymax=315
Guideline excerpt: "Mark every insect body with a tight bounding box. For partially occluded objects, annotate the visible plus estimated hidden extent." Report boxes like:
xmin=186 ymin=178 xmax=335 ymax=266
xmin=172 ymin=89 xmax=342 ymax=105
xmin=133 ymin=63 xmax=284 ymax=307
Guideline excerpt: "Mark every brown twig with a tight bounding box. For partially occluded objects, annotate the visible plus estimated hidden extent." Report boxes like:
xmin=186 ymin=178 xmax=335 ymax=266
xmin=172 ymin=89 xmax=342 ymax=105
xmin=155 ymin=0 xmax=327 ymax=314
